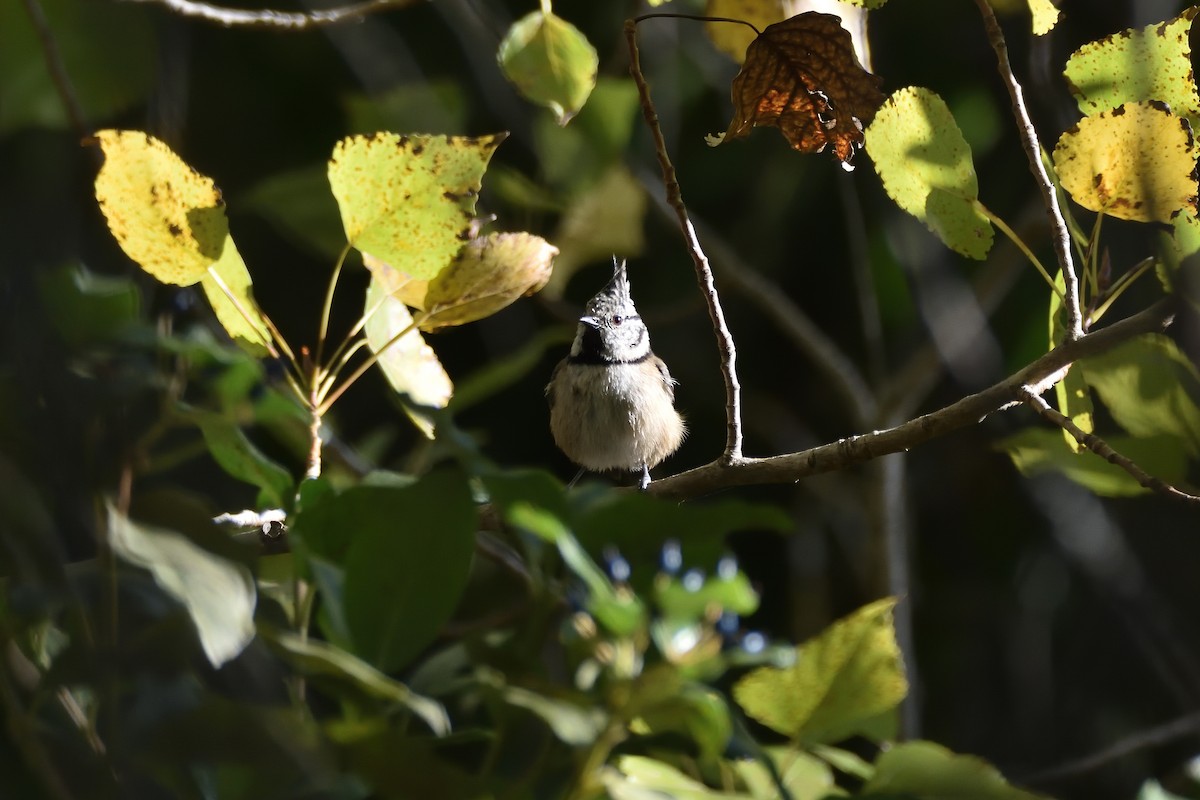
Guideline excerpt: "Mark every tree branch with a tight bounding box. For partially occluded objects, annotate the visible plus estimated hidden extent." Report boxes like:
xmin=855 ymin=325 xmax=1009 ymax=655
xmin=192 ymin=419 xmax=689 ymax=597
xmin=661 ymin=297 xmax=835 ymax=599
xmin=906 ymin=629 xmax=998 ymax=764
xmin=20 ymin=0 xmax=89 ymax=143
xmin=626 ymin=19 xmax=744 ymax=462
xmin=119 ymin=0 xmax=423 ymax=29
xmin=974 ymin=0 xmax=1084 ymax=340
xmin=649 ymin=300 xmax=1175 ymax=500
xmin=1018 ymin=386 xmax=1200 ymax=503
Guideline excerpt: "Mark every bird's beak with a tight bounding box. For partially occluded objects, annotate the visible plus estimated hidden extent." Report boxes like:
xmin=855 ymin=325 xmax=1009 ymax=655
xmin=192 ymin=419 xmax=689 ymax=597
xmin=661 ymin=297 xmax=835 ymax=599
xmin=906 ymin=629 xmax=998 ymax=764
xmin=579 ymin=315 xmax=600 ymax=328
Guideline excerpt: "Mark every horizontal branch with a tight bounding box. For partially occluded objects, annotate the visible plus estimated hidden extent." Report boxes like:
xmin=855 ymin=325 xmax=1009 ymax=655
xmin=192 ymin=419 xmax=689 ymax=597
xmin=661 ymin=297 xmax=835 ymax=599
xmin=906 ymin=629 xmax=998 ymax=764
xmin=119 ymin=0 xmax=421 ymax=29
xmin=649 ymin=300 xmax=1176 ymax=500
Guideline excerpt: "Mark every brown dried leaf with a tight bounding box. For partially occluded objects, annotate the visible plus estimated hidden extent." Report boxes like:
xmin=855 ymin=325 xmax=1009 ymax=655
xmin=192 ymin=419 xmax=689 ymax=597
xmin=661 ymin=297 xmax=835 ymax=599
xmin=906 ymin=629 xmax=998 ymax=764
xmin=718 ymin=12 xmax=885 ymax=166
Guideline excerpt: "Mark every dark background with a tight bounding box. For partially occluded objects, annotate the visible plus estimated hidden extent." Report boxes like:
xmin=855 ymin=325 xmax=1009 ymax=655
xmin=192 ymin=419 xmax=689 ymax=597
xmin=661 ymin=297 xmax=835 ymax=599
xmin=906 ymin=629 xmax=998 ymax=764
xmin=4 ymin=0 xmax=1199 ymax=797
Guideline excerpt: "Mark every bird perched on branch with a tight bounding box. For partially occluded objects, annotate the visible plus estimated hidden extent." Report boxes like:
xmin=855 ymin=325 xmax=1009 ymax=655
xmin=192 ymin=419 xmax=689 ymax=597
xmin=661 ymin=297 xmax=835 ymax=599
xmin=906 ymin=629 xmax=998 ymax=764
xmin=546 ymin=258 xmax=685 ymax=490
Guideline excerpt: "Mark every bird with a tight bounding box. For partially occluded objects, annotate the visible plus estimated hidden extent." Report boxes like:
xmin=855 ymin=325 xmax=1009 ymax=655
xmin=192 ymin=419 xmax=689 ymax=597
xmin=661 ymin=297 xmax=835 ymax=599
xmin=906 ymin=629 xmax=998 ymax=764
xmin=546 ymin=258 xmax=685 ymax=490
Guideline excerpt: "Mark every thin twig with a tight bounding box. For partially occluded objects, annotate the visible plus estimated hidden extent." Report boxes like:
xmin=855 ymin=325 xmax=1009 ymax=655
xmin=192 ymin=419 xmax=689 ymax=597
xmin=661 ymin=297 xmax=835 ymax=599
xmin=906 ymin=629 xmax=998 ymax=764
xmin=20 ymin=0 xmax=89 ymax=144
xmin=1018 ymin=386 xmax=1200 ymax=503
xmin=119 ymin=0 xmax=422 ymax=29
xmin=974 ymin=0 xmax=1084 ymax=340
xmin=1024 ymin=710 xmax=1200 ymax=784
xmin=648 ymin=300 xmax=1175 ymax=499
xmin=626 ymin=19 xmax=744 ymax=461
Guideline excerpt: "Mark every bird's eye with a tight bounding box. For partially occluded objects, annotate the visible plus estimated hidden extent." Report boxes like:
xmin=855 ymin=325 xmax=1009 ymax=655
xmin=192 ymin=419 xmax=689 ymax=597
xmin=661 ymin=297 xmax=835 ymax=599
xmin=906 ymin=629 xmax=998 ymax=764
xmin=612 ymin=314 xmax=623 ymax=326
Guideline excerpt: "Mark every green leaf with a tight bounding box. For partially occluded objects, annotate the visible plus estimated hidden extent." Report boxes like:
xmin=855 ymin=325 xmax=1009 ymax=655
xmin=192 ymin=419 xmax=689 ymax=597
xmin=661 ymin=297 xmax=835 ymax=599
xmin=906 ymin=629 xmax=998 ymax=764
xmin=263 ymin=628 xmax=449 ymax=735
xmin=343 ymin=80 xmax=468 ymax=137
xmin=327 ymin=132 xmax=505 ymax=279
xmin=107 ymin=504 xmax=256 ymax=667
xmin=1079 ymin=334 xmax=1200 ymax=456
xmin=450 ymin=327 xmax=574 ymax=412
xmin=864 ymin=87 xmax=993 ymax=259
xmin=533 ymin=77 xmax=641 ymax=191
xmin=605 ymin=755 xmax=750 ymax=800
xmin=863 ymin=740 xmax=1048 ymax=800
xmin=181 ymin=408 xmax=294 ymax=508
xmin=363 ymin=275 xmax=453 ymax=437
xmin=507 ymin=502 xmax=647 ymax=636
xmin=999 ymin=428 xmax=1190 ymax=497
xmin=501 ymin=685 xmax=607 ymax=746
xmin=1064 ymin=8 xmax=1199 ymax=123
xmin=94 ymin=129 xmax=235 ymax=286
xmin=734 ymin=747 xmax=838 ymax=800
xmin=1049 ymin=270 xmax=1093 ymax=452
xmin=498 ymin=10 xmax=598 ymax=125
xmin=635 ymin=684 xmax=733 ymax=764
xmin=36 ymin=263 xmax=140 ymax=347
xmin=733 ymin=598 xmax=907 ymax=744
xmin=199 ymin=242 xmax=273 ymax=356
xmin=1053 ymin=102 xmax=1198 ymax=223
xmin=0 ymin=0 xmax=154 ymax=133
xmin=338 ymin=470 xmax=478 ymax=673
xmin=655 ymin=571 xmax=759 ymax=619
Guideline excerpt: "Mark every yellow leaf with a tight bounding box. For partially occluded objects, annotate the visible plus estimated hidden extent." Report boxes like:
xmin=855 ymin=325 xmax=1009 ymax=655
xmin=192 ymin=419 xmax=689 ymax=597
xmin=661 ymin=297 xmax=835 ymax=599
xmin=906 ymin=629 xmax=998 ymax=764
xmin=328 ymin=132 xmax=505 ymax=280
xmin=1028 ymin=0 xmax=1060 ymax=35
xmin=421 ymin=233 xmax=557 ymax=330
xmin=364 ymin=278 xmax=452 ymax=438
xmin=705 ymin=0 xmax=790 ymax=64
xmin=94 ymin=129 xmax=231 ymax=286
xmin=1053 ymin=101 xmax=1199 ymax=223
xmin=200 ymin=240 xmax=272 ymax=356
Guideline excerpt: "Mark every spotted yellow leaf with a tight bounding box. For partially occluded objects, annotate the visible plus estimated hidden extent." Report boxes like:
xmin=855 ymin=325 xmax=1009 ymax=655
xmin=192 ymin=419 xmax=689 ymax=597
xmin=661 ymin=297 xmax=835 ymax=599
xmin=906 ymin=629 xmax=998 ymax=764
xmin=328 ymin=132 xmax=506 ymax=280
xmin=1053 ymin=101 xmax=1198 ymax=222
xmin=94 ymin=129 xmax=231 ymax=286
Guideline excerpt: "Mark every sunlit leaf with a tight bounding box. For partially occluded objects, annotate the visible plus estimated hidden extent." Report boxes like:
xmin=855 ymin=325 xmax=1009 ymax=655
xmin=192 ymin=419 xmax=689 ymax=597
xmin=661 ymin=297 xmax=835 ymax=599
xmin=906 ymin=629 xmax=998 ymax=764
xmin=363 ymin=276 xmax=452 ymax=437
xmin=733 ymin=597 xmax=906 ymax=744
xmin=864 ymin=741 xmax=1048 ymax=800
xmin=498 ymin=9 xmax=598 ymax=125
xmin=418 ymin=232 xmax=557 ymax=330
xmin=264 ymin=628 xmax=450 ymax=735
xmin=94 ymin=129 xmax=233 ymax=286
xmin=502 ymin=685 xmax=607 ymax=746
xmin=1079 ymin=333 xmax=1200 ymax=455
xmin=1053 ymin=101 xmax=1198 ymax=223
xmin=635 ymin=684 xmax=733 ymax=763
xmin=865 ymin=87 xmax=993 ymax=258
xmin=107 ymin=504 xmax=256 ymax=668
xmin=327 ymin=132 xmax=505 ymax=279
xmin=200 ymin=242 xmax=273 ymax=356
xmin=1028 ymin=0 xmax=1060 ymax=35
xmin=999 ymin=428 xmax=1190 ymax=497
xmin=736 ymin=747 xmax=836 ymax=799
xmin=716 ymin=11 xmax=885 ymax=166
xmin=547 ymin=165 xmax=647 ymax=298
xmin=1064 ymin=8 xmax=1200 ymax=122
xmin=1049 ymin=271 xmax=1092 ymax=452
xmin=704 ymin=0 xmax=789 ymax=64
xmin=605 ymin=755 xmax=746 ymax=799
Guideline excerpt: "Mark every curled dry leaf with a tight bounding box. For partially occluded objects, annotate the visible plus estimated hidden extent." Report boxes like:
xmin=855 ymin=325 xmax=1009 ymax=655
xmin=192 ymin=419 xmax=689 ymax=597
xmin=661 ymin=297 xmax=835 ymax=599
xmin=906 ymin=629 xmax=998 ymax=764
xmin=716 ymin=11 xmax=885 ymax=167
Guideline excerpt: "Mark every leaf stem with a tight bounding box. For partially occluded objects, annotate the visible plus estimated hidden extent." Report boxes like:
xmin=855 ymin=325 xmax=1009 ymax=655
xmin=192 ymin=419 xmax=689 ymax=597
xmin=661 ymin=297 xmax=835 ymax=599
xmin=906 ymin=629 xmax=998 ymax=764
xmin=631 ymin=12 xmax=761 ymax=35
xmin=1088 ymin=257 xmax=1155 ymax=326
xmin=976 ymin=202 xmax=1063 ymax=302
xmin=315 ymin=243 xmax=354 ymax=368
xmin=316 ymin=312 xmax=427 ymax=414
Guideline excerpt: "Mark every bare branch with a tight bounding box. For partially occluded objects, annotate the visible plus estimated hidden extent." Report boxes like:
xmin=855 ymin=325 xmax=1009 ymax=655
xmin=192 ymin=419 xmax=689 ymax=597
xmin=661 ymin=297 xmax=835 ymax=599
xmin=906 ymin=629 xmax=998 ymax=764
xmin=636 ymin=169 xmax=877 ymax=428
xmin=974 ymin=0 xmax=1084 ymax=341
xmin=625 ymin=19 xmax=744 ymax=462
xmin=119 ymin=0 xmax=423 ymax=30
xmin=1019 ymin=386 xmax=1200 ymax=504
xmin=649 ymin=300 xmax=1175 ymax=500
xmin=1025 ymin=710 xmax=1200 ymax=784
xmin=19 ymin=0 xmax=89 ymax=143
